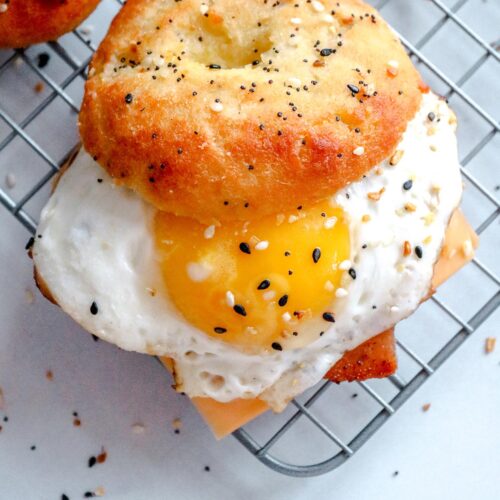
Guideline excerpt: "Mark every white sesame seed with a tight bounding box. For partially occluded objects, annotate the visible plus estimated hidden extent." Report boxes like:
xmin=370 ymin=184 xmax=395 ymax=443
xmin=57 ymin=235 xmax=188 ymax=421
xmin=225 ymin=290 xmax=235 ymax=307
xmin=210 ymin=101 xmax=223 ymax=112
xmin=276 ymin=214 xmax=285 ymax=225
xmin=199 ymin=4 xmax=209 ymax=15
xmin=5 ymin=173 xmax=16 ymax=189
xmin=132 ymin=423 xmax=145 ymax=434
xmin=390 ymin=305 xmax=400 ymax=313
xmin=282 ymin=312 xmax=292 ymax=322
xmin=353 ymin=146 xmax=365 ymax=156
xmin=324 ymin=216 xmax=337 ymax=229
xmin=288 ymin=36 xmax=300 ymax=47
xmin=387 ymin=60 xmax=399 ymax=69
xmin=186 ymin=262 xmax=211 ymax=282
xmin=255 ymin=240 xmax=269 ymax=251
xmin=462 ymin=239 xmax=474 ymax=259
xmin=288 ymin=215 xmax=299 ymax=223
xmin=0 ymin=4 xmax=8 ymax=13
xmin=312 ymin=0 xmax=325 ymax=12
xmin=290 ymin=17 xmax=302 ymax=24
xmin=288 ymin=77 xmax=302 ymax=87
xmin=324 ymin=280 xmax=334 ymax=292
xmin=322 ymin=13 xmax=335 ymax=23
xmin=263 ymin=290 xmax=276 ymax=301
xmin=335 ymin=288 xmax=348 ymax=298
xmin=339 ymin=260 xmax=352 ymax=271
xmin=204 ymin=225 xmax=215 ymax=239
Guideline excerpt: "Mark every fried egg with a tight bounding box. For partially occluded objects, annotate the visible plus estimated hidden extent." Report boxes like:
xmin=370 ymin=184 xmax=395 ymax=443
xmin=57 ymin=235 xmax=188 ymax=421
xmin=33 ymin=92 xmax=462 ymax=410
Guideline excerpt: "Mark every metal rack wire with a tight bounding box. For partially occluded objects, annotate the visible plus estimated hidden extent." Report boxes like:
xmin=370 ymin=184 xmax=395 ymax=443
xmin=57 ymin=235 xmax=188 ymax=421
xmin=0 ymin=0 xmax=498 ymax=478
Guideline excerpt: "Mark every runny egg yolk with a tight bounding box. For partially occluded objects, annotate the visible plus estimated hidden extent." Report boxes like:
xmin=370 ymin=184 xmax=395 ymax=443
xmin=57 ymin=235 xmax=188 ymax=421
xmin=154 ymin=202 xmax=350 ymax=353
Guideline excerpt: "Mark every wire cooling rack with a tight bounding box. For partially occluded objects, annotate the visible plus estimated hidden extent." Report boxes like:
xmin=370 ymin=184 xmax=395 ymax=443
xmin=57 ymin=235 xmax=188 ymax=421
xmin=0 ymin=0 xmax=498 ymax=478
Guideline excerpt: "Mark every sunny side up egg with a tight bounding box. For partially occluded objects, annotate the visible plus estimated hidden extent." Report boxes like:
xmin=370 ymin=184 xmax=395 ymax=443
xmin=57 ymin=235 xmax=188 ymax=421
xmin=33 ymin=93 xmax=462 ymax=410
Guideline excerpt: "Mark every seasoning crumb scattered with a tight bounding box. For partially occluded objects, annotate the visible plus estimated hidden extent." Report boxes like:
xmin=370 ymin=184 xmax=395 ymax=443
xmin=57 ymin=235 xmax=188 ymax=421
xmin=88 ymin=456 xmax=97 ymax=468
xmin=204 ymin=465 xmax=210 ymax=472
xmin=422 ymin=403 xmax=431 ymax=412
xmin=94 ymin=486 xmax=106 ymax=497
xmin=25 ymin=288 xmax=35 ymax=304
xmin=172 ymin=418 xmax=182 ymax=431
xmin=34 ymin=81 xmax=44 ymax=93
xmin=132 ymin=423 xmax=145 ymax=434
xmin=393 ymin=470 xmax=399 ymax=477
xmin=96 ymin=448 xmax=107 ymax=464
xmin=61 ymin=495 xmax=70 ymax=500
xmin=45 ymin=370 xmax=53 ymax=381
xmin=485 ymin=337 xmax=496 ymax=354
xmin=5 ymin=172 xmax=16 ymax=189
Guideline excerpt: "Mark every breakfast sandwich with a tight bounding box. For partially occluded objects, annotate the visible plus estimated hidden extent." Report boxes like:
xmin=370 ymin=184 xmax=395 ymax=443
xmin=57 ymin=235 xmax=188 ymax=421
xmin=31 ymin=0 xmax=478 ymax=438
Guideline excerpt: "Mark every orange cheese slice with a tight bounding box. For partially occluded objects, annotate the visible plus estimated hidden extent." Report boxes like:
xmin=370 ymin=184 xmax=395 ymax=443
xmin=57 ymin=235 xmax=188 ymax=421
xmin=161 ymin=209 xmax=478 ymax=438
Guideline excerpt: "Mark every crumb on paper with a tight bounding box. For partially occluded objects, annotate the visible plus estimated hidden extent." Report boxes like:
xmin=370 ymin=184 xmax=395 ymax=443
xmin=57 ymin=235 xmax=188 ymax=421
xmin=96 ymin=448 xmax=107 ymax=464
xmin=392 ymin=470 xmax=399 ymax=477
xmin=0 ymin=387 xmax=4 ymax=410
xmin=45 ymin=370 xmax=53 ymax=381
xmin=132 ymin=423 xmax=145 ymax=434
xmin=25 ymin=288 xmax=35 ymax=304
xmin=94 ymin=486 xmax=106 ymax=497
xmin=485 ymin=337 xmax=496 ymax=354
xmin=34 ymin=82 xmax=45 ymax=93
xmin=422 ymin=403 xmax=431 ymax=412
xmin=5 ymin=173 xmax=16 ymax=189
xmin=172 ymin=418 xmax=182 ymax=430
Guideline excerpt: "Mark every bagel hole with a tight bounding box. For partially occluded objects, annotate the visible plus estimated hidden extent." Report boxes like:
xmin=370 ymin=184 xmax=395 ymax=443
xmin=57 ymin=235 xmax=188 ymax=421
xmin=188 ymin=16 xmax=272 ymax=69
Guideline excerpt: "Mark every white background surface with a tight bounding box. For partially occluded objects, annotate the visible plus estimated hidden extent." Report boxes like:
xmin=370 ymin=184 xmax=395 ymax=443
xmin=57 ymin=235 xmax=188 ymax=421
xmin=0 ymin=0 xmax=499 ymax=499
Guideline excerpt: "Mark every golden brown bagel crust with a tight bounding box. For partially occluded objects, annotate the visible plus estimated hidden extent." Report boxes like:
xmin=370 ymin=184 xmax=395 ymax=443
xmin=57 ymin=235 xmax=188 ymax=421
xmin=80 ymin=0 xmax=423 ymax=223
xmin=0 ymin=0 xmax=100 ymax=48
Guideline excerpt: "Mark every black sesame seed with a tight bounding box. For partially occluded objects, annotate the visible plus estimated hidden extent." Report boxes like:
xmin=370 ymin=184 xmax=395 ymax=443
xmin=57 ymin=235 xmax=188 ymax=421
xmin=322 ymin=312 xmax=335 ymax=323
xmin=90 ymin=302 xmax=98 ymax=315
xmin=284 ymin=251 xmax=291 ymax=257
xmin=84 ymin=493 xmax=95 ymax=498
xmin=97 ymin=178 xmax=103 ymax=183
xmin=427 ymin=112 xmax=436 ymax=122
xmin=257 ymin=279 xmax=270 ymax=290
xmin=362 ymin=244 xmax=368 ymax=249
xmin=347 ymin=84 xmax=359 ymax=94
xmin=204 ymin=466 xmax=210 ymax=471
xmin=312 ymin=248 xmax=321 ymax=263
xmin=30 ymin=445 xmax=36 ymax=450
xmin=88 ymin=456 xmax=97 ymax=468
xmin=348 ymin=268 xmax=357 ymax=280
xmin=208 ymin=64 xmax=221 ymax=69
xmin=214 ymin=327 xmax=227 ymax=334
xmin=403 ymin=180 xmax=413 ymax=191
xmin=415 ymin=246 xmax=423 ymax=259
xmin=233 ymin=304 xmax=247 ymax=316
xmin=239 ymin=242 xmax=251 ymax=254
xmin=271 ymin=342 xmax=283 ymax=351
xmin=25 ymin=236 xmax=35 ymax=250
xmin=320 ymin=48 xmax=333 ymax=56
xmin=62 ymin=495 xmax=70 ymax=500
xmin=124 ymin=93 xmax=133 ymax=104
xmin=278 ymin=295 xmax=288 ymax=307
xmin=36 ymin=52 xmax=50 ymax=69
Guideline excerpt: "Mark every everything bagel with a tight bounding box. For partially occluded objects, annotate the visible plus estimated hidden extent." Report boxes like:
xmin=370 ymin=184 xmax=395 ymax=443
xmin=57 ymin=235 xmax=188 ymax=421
xmin=0 ymin=0 xmax=100 ymax=48
xmin=80 ymin=0 xmax=423 ymax=223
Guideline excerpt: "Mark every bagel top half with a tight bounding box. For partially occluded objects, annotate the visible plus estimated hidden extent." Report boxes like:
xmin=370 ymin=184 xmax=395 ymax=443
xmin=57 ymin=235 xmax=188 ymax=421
xmin=0 ymin=0 xmax=100 ymax=48
xmin=80 ymin=0 xmax=424 ymax=223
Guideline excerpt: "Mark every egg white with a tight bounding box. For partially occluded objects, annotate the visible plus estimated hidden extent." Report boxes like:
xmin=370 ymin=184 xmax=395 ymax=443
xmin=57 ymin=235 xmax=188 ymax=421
xmin=33 ymin=92 xmax=462 ymax=410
